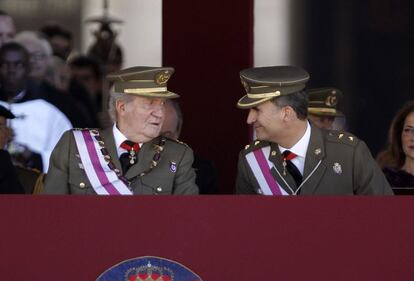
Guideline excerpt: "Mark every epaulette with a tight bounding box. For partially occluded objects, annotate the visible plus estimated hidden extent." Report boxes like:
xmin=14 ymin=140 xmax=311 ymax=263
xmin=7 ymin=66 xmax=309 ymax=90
xmin=72 ymin=128 xmax=99 ymax=131
xmin=164 ymin=137 xmax=189 ymax=147
xmin=242 ymin=139 xmax=270 ymax=154
xmin=325 ymin=130 xmax=359 ymax=146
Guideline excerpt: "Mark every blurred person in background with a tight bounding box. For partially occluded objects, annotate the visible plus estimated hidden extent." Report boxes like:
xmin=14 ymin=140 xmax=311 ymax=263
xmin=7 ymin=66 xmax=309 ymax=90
xmin=0 ymin=42 xmax=72 ymax=171
xmin=0 ymin=10 xmax=15 ymax=47
xmin=377 ymin=101 xmax=414 ymax=187
xmin=69 ymin=55 xmax=104 ymax=117
xmin=14 ymin=32 xmax=96 ymax=128
xmin=307 ymin=87 xmax=345 ymax=130
xmin=0 ymin=104 xmax=24 ymax=193
xmin=161 ymin=99 xmax=218 ymax=194
xmin=40 ymin=24 xmax=73 ymax=61
xmin=0 ymin=104 xmax=44 ymax=194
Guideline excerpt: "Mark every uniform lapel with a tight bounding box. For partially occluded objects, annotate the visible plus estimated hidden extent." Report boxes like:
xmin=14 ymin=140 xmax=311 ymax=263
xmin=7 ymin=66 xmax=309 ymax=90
xmin=268 ymin=142 xmax=296 ymax=195
xmin=100 ymin=127 xmax=122 ymax=172
xmin=301 ymin=124 xmax=326 ymax=194
xmin=125 ymin=137 xmax=157 ymax=179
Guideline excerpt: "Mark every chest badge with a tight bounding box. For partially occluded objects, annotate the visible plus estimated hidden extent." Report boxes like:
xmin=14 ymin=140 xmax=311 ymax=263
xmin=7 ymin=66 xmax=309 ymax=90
xmin=170 ymin=161 xmax=177 ymax=173
xmin=333 ymin=162 xmax=342 ymax=174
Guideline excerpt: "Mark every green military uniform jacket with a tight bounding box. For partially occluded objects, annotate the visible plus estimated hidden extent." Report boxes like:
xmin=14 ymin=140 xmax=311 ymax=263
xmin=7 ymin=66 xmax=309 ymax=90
xmin=236 ymin=124 xmax=393 ymax=195
xmin=43 ymin=128 xmax=198 ymax=195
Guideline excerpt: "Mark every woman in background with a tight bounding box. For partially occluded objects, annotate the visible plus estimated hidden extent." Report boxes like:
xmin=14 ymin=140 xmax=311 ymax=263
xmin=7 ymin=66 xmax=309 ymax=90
xmin=377 ymin=101 xmax=414 ymax=187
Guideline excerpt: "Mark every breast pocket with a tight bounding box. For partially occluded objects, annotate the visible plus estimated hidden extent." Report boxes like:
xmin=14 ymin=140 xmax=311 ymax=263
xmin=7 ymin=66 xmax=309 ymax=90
xmin=138 ymin=174 xmax=174 ymax=195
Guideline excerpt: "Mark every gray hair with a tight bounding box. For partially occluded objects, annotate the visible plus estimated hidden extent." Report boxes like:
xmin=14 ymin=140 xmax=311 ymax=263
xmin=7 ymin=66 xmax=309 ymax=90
xmin=13 ymin=31 xmax=52 ymax=57
xmin=271 ymin=90 xmax=308 ymax=120
xmin=108 ymin=91 xmax=135 ymax=122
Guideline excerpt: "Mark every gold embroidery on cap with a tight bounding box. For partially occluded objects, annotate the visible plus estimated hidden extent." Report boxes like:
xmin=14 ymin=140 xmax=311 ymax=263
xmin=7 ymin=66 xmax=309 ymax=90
xmin=155 ymin=71 xmax=171 ymax=85
xmin=325 ymin=94 xmax=337 ymax=107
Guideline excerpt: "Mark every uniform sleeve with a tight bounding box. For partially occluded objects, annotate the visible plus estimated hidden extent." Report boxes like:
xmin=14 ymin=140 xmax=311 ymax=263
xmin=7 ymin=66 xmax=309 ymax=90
xmin=235 ymin=151 xmax=256 ymax=194
xmin=172 ymin=146 xmax=199 ymax=195
xmin=42 ymin=130 xmax=72 ymax=194
xmin=353 ymin=140 xmax=394 ymax=195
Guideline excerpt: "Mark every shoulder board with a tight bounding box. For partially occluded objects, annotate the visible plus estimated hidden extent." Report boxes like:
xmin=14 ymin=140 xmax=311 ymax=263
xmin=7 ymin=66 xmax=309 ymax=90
xmin=164 ymin=137 xmax=189 ymax=147
xmin=325 ymin=130 xmax=359 ymax=146
xmin=243 ymin=139 xmax=270 ymax=153
xmin=72 ymin=128 xmax=100 ymax=131
xmin=14 ymin=164 xmax=42 ymax=175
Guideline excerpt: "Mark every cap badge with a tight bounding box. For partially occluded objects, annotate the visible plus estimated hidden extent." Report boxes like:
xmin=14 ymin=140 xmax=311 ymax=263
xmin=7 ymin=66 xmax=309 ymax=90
xmin=314 ymin=148 xmax=321 ymax=155
xmin=333 ymin=162 xmax=342 ymax=174
xmin=170 ymin=161 xmax=177 ymax=173
xmin=155 ymin=71 xmax=171 ymax=85
xmin=325 ymin=94 xmax=337 ymax=107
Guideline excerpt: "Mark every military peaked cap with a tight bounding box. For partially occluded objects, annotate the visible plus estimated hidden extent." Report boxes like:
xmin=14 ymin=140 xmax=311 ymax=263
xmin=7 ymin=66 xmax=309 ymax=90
xmin=237 ymin=65 xmax=310 ymax=109
xmin=307 ymin=87 xmax=343 ymax=117
xmin=107 ymin=66 xmax=179 ymax=98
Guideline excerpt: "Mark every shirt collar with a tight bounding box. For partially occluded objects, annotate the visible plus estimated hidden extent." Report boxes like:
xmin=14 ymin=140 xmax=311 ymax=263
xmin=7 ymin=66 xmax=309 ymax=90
xmin=279 ymin=121 xmax=311 ymax=158
xmin=113 ymin=123 xmax=143 ymax=156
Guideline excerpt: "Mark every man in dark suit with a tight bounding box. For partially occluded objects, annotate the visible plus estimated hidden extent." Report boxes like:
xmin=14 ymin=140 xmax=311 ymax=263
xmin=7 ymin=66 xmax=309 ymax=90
xmin=161 ymin=99 xmax=218 ymax=194
xmin=235 ymin=66 xmax=392 ymax=195
xmin=43 ymin=66 xmax=198 ymax=195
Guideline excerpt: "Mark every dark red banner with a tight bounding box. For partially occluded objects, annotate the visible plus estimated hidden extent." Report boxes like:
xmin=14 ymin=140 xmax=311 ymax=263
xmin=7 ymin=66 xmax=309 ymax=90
xmin=0 ymin=196 xmax=412 ymax=280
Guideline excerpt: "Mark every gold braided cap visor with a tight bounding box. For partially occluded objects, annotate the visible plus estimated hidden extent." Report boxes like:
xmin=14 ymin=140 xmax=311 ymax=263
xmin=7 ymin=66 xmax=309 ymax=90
xmin=237 ymin=84 xmax=306 ymax=109
xmin=114 ymin=82 xmax=179 ymax=98
xmin=308 ymin=107 xmax=344 ymax=117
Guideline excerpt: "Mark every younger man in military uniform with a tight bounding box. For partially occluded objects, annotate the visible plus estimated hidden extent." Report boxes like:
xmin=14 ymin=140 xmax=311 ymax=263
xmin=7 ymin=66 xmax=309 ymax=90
xmin=235 ymin=66 xmax=392 ymax=195
xmin=307 ymin=87 xmax=344 ymax=130
xmin=43 ymin=66 xmax=198 ymax=195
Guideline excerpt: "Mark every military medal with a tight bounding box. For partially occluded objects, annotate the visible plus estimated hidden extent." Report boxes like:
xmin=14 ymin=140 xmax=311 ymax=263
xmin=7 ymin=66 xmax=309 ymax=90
xmin=333 ymin=162 xmax=342 ymax=174
xmin=129 ymin=148 xmax=136 ymax=165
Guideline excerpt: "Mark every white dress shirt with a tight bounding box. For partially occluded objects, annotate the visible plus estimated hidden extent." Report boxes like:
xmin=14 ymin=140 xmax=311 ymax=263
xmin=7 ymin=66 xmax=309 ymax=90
xmin=112 ymin=124 xmax=142 ymax=157
xmin=278 ymin=121 xmax=311 ymax=175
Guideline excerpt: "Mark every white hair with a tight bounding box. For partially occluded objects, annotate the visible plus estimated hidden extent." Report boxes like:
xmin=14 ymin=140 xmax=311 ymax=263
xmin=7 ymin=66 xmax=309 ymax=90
xmin=108 ymin=91 xmax=135 ymax=122
xmin=14 ymin=31 xmax=52 ymax=57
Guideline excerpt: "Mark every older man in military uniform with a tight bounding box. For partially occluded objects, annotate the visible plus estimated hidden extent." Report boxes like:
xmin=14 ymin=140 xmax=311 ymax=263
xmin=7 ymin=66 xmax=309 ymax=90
xmin=43 ymin=66 xmax=198 ymax=195
xmin=307 ymin=87 xmax=345 ymax=130
xmin=235 ymin=66 xmax=392 ymax=195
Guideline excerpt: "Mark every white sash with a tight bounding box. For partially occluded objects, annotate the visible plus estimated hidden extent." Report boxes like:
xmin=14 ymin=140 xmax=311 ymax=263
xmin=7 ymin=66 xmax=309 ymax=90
xmin=73 ymin=130 xmax=133 ymax=195
xmin=245 ymin=146 xmax=288 ymax=196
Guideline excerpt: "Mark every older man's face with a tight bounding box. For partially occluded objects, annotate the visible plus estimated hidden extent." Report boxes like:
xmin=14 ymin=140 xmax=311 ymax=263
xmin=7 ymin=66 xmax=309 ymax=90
xmin=23 ymin=41 xmax=49 ymax=80
xmin=0 ymin=15 xmax=16 ymax=47
xmin=117 ymin=96 xmax=166 ymax=143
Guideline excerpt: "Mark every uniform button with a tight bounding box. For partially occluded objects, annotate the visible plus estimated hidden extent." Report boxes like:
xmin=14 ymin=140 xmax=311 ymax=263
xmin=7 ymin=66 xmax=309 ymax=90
xmin=156 ymin=186 xmax=162 ymax=192
xmin=79 ymin=182 xmax=86 ymax=189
